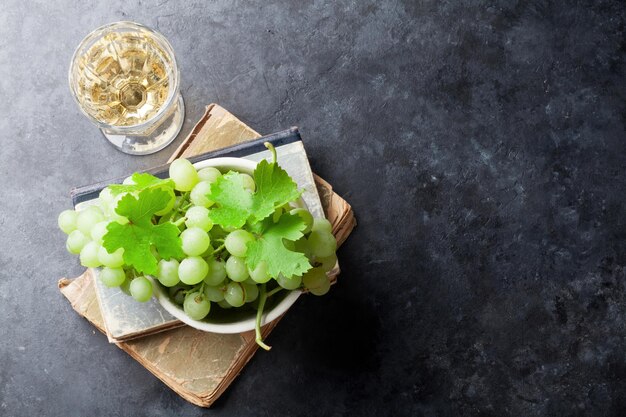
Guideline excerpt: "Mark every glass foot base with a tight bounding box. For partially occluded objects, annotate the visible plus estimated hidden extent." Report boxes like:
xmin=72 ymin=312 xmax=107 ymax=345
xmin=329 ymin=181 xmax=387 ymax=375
xmin=101 ymin=94 xmax=185 ymax=155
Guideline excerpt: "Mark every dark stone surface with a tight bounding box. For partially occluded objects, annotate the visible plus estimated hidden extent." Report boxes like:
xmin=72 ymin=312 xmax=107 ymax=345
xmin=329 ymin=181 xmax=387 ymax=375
xmin=0 ymin=1 xmax=624 ymax=416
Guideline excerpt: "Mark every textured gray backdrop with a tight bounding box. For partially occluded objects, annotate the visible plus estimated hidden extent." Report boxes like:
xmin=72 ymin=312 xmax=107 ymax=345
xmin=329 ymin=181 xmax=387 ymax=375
xmin=0 ymin=1 xmax=625 ymax=416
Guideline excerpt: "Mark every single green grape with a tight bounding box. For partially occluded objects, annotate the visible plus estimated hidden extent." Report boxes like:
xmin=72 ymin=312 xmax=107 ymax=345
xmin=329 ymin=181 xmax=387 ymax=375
xmin=242 ymin=282 xmax=259 ymax=303
xmin=241 ymin=173 xmax=256 ymax=192
xmin=169 ymin=158 xmax=199 ymax=192
xmin=311 ymin=218 xmax=332 ymax=234
xmin=66 ymin=230 xmax=90 ymax=254
xmin=224 ymin=229 xmax=255 ymax=257
xmin=308 ymin=230 xmax=337 ymax=258
xmin=204 ymin=257 xmax=227 ymax=286
xmin=58 ymin=209 xmax=78 ymax=234
xmin=276 ymin=273 xmax=302 ymax=290
xmin=317 ymin=253 xmax=338 ymax=272
xmin=217 ymin=299 xmax=232 ymax=309
xmin=225 ymin=256 xmax=249 ymax=282
xmin=197 ymin=167 xmax=222 ymax=183
xmin=79 ymin=241 xmax=102 ymax=268
xmin=185 ymin=206 xmax=213 ymax=231
xmin=183 ymin=291 xmax=211 ymax=320
xmin=90 ymin=221 xmax=110 ymax=244
xmin=97 ymin=246 xmax=125 ymax=268
xmin=248 ymin=261 xmax=271 ymax=284
xmin=157 ymin=258 xmax=180 ymax=287
xmin=302 ymin=267 xmax=331 ymax=296
xmin=309 ymin=276 xmax=331 ymax=296
xmin=76 ymin=206 xmax=105 ymax=236
xmin=100 ymin=267 xmax=126 ymax=288
xmin=224 ymin=282 xmax=245 ymax=307
xmin=290 ymin=208 xmax=313 ymax=234
xmin=98 ymin=188 xmax=114 ymax=217
xmin=130 ymin=276 xmax=153 ymax=302
xmin=203 ymin=285 xmax=225 ymax=302
xmin=190 ymin=181 xmax=215 ymax=207
xmin=181 ymin=227 xmax=211 ymax=256
xmin=178 ymin=256 xmax=209 ymax=285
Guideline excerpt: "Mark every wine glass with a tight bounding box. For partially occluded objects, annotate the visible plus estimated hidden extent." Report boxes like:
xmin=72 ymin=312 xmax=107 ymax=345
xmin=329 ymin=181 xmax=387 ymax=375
xmin=69 ymin=21 xmax=184 ymax=155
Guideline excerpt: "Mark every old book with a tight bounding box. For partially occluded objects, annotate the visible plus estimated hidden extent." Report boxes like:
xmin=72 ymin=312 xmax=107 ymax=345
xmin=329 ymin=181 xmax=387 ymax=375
xmin=58 ymin=104 xmax=356 ymax=407
xmin=74 ymin=128 xmax=328 ymax=343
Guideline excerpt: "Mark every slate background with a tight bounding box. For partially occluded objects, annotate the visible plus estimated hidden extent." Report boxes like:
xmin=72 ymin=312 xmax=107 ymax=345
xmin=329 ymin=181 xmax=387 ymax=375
xmin=0 ymin=1 xmax=624 ymax=416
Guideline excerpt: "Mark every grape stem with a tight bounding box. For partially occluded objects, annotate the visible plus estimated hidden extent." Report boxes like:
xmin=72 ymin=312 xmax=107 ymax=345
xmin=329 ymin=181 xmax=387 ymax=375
xmin=175 ymin=192 xmax=190 ymax=209
xmin=255 ymin=284 xmax=272 ymax=351
xmin=172 ymin=217 xmax=186 ymax=227
xmin=265 ymin=286 xmax=283 ymax=298
xmin=178 ymin=203 xmax=193 ymax=213
xmin=210 ymin=243 xmax=226 ymax=255
xmin=264 ymin=142 xmax=277 ymax=164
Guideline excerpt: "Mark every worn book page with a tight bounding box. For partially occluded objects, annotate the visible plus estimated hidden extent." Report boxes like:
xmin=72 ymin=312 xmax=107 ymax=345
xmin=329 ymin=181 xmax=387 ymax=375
xmin=59 ymin=270 xmax=281 ymax=406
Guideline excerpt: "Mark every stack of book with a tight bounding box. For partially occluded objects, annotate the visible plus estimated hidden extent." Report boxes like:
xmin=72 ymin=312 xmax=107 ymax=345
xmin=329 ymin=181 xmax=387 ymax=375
xmin=58 ymin=104 xmax=356 ymax=407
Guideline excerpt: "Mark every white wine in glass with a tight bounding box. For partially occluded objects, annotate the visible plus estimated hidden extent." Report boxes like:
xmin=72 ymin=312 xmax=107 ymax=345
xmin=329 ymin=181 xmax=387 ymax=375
xmin=69 ymin=21 xmax=184 ymax=155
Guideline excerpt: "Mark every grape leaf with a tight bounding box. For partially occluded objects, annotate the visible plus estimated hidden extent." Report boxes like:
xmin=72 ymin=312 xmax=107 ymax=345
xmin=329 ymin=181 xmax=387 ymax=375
xmin=250 ymin=159 xmax=302 ymax=222
xmin=108 ymin=172 xmax=174 ymax=195
xmin=207 ymin=171 xmax=254 ymax=228
xmin=207 ymin=160 xmax=302 ymax=228
xmin=246 ymin=213 xmax=312 ymax=278
xmin=102 ymin=188 xmax=183 ymax=275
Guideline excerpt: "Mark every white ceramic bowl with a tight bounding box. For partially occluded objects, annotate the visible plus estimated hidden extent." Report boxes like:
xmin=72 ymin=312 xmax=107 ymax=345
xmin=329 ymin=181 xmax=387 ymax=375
xmin=150 ymin=157 xmax=302 ymax=334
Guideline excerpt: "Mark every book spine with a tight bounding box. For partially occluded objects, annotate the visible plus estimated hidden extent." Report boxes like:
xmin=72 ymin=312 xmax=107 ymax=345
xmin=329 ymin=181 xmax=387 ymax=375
xmin=70 ymin=128 xmax=302 ymax=207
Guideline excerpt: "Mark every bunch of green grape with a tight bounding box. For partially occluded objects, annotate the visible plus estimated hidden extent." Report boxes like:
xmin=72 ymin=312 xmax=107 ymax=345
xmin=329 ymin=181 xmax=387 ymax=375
xmin=57 ymin=158 xmax=338 ymax=323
